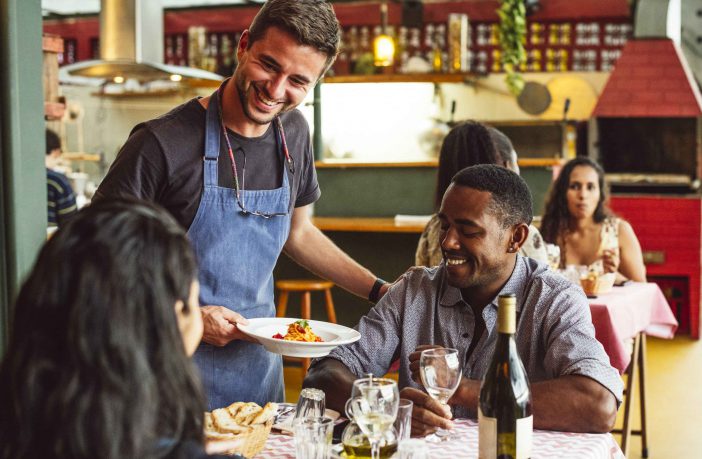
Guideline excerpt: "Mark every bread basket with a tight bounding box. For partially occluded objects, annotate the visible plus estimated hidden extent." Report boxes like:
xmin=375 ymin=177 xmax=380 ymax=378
xmin=205 ymin=401 xmax=277 ymax=457
xmin=206 ymin=419 xmax=273 ymax=457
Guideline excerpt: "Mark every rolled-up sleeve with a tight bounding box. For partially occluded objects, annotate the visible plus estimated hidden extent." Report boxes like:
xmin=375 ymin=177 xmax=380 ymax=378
xmin=320 ymin=278 xmax=406 ymax=378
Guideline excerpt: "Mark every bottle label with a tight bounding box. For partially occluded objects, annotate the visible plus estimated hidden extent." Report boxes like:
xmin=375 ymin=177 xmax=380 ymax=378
xmin=478 ymin=408 xmax=533 ymax=459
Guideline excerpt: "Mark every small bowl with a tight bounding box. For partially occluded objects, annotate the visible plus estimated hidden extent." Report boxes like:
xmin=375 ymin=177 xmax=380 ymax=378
xmin=580 ymin=272 xmax=616 ymax=296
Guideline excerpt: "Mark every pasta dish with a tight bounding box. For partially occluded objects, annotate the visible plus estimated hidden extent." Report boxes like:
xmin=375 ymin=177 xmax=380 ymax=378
xmin=272 ymin=320 xmax=323 ymax=342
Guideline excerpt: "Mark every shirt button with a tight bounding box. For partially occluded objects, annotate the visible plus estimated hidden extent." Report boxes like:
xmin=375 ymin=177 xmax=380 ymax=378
xmin=462 ymin=333 xmax=470 ymax=338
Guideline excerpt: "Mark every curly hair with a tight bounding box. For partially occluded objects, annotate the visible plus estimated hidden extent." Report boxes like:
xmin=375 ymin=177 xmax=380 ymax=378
xmin=0 ymin=198 xmax=206 ymax=459
xmin=540 ymin=157 xmax=611 ymax=245
xmin=248 ymin=0 xmax=341 ymax=73
xmin=434 ymin=121 xmax=516 ymax=209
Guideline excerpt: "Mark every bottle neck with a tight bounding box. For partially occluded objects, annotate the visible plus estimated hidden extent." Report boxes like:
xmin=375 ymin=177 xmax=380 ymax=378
xmin=497 ymin=301 xmax=516 ymax=334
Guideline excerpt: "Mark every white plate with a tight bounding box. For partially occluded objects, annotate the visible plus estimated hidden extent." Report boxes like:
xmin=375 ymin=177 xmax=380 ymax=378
xmin=238 ymin=318 xmax=361 ymax=358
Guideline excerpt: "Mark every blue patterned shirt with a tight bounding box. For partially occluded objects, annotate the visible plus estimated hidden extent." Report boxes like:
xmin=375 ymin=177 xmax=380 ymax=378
xmin=321 ymin=255 xmax=623 ymax=418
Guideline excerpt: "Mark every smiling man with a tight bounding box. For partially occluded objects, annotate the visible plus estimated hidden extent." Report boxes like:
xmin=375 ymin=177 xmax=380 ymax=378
xmin=95 ymin=0 xmax=389 ymax=409
xmin=304 ymin=164 xmax=623 ymax=435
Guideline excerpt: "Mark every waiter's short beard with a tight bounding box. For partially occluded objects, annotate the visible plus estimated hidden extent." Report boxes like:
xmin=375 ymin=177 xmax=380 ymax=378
xmin=234 ymin=72 xmax=292 ymax=125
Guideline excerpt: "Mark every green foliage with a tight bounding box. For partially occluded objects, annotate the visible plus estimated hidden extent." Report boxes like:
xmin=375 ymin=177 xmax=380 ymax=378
xmin=497 ymin=0 xmax=527 ymax=96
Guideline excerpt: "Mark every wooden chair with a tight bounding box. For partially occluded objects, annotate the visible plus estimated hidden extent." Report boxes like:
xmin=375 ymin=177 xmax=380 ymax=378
xmin=275 ymin=279 xmax=337 ymax=376
xmin=612 ymin=332 xmax=648 ymax=458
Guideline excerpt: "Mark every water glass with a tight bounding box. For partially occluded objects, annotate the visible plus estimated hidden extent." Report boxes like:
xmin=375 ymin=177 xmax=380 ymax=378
xmin=394 ymin=398 xmax=413 ymax=441
xmin=295 ymin=387 xmax=326 ymax=420
xmin=397 ymin=438 xmax=429 ymax=459
xmin=293 ymin=416 xmax=334 ymax=459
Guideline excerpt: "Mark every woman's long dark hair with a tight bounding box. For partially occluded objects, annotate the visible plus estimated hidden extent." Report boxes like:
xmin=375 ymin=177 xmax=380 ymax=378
xmin=0 ymin=198 xmax=206 ymax=459
xmin=434 ymin=121 xmax=515 ymax=209
xmin=540 ymin=157 xmax=611 ymax=245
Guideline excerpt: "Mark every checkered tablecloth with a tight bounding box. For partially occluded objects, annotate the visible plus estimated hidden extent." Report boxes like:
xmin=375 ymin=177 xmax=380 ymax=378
xmin=255 ymin=419 xmax=624 ymax=458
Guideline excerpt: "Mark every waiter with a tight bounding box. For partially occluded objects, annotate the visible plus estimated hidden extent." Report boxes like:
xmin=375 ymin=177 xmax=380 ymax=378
xmin=94 ymin=0 xmax=388 ymax=409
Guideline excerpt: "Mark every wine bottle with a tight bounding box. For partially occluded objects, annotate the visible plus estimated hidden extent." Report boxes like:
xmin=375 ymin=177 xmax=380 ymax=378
xmin=478 ymin=293 xmax=532 ymax=459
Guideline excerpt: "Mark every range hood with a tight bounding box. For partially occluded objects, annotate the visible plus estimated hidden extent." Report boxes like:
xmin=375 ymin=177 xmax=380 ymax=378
xmin=592 ymin=0 xmax=702 ymax=117
xmin=59 ymin=0 xmax=223 ymax=87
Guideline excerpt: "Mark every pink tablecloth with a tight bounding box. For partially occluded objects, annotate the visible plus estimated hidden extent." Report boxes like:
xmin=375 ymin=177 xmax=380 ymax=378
xmin=255 ymin=419 xmax=624 ymax=459
xmin=588 ymin=282 xmax=678 ymax=373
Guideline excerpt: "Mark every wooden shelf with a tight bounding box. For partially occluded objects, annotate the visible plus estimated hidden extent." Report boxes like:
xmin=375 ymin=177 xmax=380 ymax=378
xmin=315 ymin=158 xmax=563 ymax=168
xmin=322 ymin=73 xmax=478 ymax=84
xmin=312 ymin=217 xmax=426 ymax=233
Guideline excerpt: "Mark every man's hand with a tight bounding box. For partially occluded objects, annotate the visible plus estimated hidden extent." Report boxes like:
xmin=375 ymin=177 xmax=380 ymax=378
xmin=408 ymin=344 xmax=442 ymax=384
xmin=200 ymin=305 xmax=256 ymax=347
xmin=399 ymin=387 xmax=453 ymax=437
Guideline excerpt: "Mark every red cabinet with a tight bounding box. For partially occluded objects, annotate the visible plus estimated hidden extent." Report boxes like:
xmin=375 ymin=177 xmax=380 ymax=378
xmin=610 ymin=195 xmax=701 ymax=338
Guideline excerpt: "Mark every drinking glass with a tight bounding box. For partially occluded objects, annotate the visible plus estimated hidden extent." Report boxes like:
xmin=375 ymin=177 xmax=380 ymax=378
xmin=397 ymin=438 xmax=429 ymax=459
xmin=419 ymin=347 xmax=461 ymax=442
xmin=345 ymin=377 xmax=400 ymax=459
xmin=295 ymin=387 xmax=326 ymax=420
xmin=293 ymin=416 xmax=334 ymax=459
xmin=394 ymin=398 xmax=414 ymax=441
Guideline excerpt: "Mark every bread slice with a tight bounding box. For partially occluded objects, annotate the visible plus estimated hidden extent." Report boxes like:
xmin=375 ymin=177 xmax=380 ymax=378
xmin=225 ymin=402 xmax=246 ymax=419
xmin=211 ymin=408 xmax=250 ymax=434
xmin=234 ymin=402 xmax=261 ymax=426
xmin=204 ymin=412 xmax=215 ymax=432
xmin=250 ymin=402 xmax=278 ymax=425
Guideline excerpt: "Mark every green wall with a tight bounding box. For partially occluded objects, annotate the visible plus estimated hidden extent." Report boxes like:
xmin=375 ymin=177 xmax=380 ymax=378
xmin=275 ymin=164 xmax=555 ymax=328
xmin=0 ymin=0 xmax=46 ymax=353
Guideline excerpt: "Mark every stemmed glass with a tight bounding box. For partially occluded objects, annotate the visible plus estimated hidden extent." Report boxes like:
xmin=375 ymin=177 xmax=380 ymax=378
xmin=345 ymin=377 xmax=400 ymax=459
xmin=419 ymin=347 xmax=461 ymax=442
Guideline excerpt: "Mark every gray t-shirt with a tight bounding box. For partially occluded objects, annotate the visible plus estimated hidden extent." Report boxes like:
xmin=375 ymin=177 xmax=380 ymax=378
xmin=95 ymin=98 xmax=320 ymax=229
xmin=321 ymin=255 xmax=623 ymax=418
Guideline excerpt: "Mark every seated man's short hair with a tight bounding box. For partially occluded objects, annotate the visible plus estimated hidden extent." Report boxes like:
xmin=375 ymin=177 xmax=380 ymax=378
xmin=451 ymin=164 xmax=533 ymax=228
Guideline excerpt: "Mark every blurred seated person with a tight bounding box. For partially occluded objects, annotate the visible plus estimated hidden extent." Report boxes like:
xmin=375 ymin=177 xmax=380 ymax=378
xmin=305 ymin=165 xmax=622 ymax=436
xmin=540 ymin=157 xmax=646 ymax=282
xmin=45 ymin=128 xmax=77 ymax=227
xmin=0 ymin=198 xmax=241 ymax=459
xmin=416 ymin=121 xmax=547 ymax=267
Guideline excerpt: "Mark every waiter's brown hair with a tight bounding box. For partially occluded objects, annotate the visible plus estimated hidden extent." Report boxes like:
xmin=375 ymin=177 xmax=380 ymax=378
xmin=247 ymin=0 xmax=341 ymax=74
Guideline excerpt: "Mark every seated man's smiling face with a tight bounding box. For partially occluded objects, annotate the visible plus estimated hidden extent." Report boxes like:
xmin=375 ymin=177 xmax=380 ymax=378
xmin=438 ymin=184 xmax=514 ymax=291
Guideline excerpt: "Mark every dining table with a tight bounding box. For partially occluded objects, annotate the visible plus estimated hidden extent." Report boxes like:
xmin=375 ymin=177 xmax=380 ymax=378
xmin=587 ymin=281 xmax=678 ymax=458
xmin=588 ymin=281 xmax=678 ymax=373
xmin=255 ymin=419 xmax=624 ymax=458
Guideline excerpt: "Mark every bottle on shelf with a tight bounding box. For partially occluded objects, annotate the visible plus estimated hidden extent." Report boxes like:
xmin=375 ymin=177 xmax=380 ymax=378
xmin=479 ymin=293 xmax=532 ymax=459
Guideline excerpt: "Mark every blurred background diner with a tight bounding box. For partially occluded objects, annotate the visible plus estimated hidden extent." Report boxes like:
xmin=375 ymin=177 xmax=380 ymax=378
xmin=2 ymin=0 xmax=702 ymax=457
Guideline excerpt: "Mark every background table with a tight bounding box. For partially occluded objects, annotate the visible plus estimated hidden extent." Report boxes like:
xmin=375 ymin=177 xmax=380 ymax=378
xmin=588 ymin=282 xmax=677 ymax=373
xmin=588 ymin=282 xmax=678 ymax=457
xmin=256 ymin=419 xmax=624 ymax=458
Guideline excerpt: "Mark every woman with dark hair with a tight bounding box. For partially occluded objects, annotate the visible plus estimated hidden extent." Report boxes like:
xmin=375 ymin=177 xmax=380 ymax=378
xmin=540 ymin=157 xmax=646 ymax=282
xmin=0 ymin=198 xmax=241 ymax=459
xmin=415 ymin=120 xmax=547 ymax=266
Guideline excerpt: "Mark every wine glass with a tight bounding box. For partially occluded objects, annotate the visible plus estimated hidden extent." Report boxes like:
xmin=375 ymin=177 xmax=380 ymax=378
xmin=345 ymin=377 xmax=400 ymax=459
xmin=419 ymin=347 xmax=461 ymax=441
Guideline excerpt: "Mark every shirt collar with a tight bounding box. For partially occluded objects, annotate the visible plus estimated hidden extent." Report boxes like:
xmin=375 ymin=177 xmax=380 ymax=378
xmin=438 ymin=255 xmax=528 ymax=311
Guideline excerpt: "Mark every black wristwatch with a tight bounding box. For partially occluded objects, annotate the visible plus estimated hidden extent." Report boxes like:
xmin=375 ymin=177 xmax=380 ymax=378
xmin=368 ymin=278 xmax=387 ymax=303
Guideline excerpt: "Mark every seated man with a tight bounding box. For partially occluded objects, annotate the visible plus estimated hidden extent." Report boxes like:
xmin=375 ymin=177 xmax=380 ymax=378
xmin=304 ymin=164 xmax=622 ymax=435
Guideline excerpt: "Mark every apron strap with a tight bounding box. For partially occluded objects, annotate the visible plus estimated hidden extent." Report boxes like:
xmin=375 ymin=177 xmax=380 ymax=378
xmin=203 ymin=88 xmax=222 ymax=187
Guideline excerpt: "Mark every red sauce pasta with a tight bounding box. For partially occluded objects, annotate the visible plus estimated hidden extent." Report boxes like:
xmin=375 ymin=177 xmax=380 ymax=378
xmin=272 ymin=320 xmax=323 ymax=342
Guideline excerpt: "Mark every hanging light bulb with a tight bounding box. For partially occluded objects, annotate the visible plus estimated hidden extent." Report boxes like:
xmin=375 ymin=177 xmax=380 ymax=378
xmin=373 ymin=3 xmax=394 ymax=67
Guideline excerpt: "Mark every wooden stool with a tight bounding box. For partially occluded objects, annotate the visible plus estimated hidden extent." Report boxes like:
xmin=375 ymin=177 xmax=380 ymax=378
xmin=275 ymin=279 xmax=337 ymax=375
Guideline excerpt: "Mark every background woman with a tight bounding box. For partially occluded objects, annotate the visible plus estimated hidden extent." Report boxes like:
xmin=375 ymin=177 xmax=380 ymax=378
xmin=540 ymin=157 xmax=646 ymax=282
xmin=0 ymin=199 xmax=239 ymax=459
xmin=415 ymin=120 xmax=548 ymax=266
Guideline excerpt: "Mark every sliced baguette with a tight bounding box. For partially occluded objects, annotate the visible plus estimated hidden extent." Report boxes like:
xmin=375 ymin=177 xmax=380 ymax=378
xmin=250 ymin=402 xmax=278 ymax=425
xmin=211 ymin=408 xmax=250 ymax=434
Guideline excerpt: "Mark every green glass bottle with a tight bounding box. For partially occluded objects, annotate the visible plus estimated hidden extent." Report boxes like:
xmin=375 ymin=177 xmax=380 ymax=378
xmin=478 ymin=293 xmax=532 ymax=459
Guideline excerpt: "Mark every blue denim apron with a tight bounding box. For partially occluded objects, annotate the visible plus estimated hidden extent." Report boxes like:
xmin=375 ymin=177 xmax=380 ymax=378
xmin=189 ymin=88 xmax=290 ymax=409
